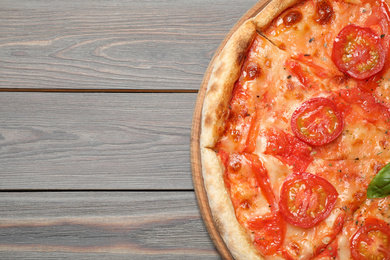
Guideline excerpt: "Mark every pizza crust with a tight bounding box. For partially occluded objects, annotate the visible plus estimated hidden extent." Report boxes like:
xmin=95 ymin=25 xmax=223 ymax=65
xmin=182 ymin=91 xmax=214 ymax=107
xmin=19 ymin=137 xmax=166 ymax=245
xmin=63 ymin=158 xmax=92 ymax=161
xmin=199 ymin=1 xmax=331 ymax=259
xmin=201 ymin=148 xmax=262 ymax=260
xmin=199 ymin=5 xmax=296 ymax=259
xmin=200 ymin=19 xmax=257 ymax=149
xmin=200 ymin=19 xmax=263 ymax=260
xmin=200 ymin=0 xmax=302 ymax=149
xmin=253 ymin=0 xmax=303 ymax=31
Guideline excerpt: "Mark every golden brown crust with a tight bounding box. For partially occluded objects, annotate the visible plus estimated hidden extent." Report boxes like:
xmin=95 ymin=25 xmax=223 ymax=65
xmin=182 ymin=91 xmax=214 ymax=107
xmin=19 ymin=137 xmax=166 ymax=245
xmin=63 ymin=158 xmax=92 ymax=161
xmin=200 ymin=2 xmax=308 ymax=259
xmin=201 ymin=148 xmax=262 ymax=260
xmin=200 ymin=19 xmax=258 ymax=149
xmin=253 ymin=0 xmax=303 ymax=30
xmin=200 ymin=18 xmax=264 ymax=260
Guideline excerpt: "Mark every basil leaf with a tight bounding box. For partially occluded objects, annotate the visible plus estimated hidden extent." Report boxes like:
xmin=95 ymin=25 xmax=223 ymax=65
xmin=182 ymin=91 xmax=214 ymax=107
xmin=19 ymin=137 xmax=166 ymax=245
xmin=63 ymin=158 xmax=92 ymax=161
xmin=367 ymin=162 xmax=390 ymax=199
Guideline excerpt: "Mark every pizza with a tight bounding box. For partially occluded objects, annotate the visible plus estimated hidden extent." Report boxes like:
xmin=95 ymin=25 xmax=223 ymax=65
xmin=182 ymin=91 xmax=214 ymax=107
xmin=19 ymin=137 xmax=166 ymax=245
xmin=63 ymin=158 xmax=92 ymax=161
xmin=199 ymin=0 xmax=390 ymax=259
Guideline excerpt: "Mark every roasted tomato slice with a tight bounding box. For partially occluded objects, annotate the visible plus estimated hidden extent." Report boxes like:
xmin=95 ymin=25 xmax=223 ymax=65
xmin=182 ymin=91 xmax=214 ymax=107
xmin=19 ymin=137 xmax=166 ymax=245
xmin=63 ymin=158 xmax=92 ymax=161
xmin=248 ymin=212 xmax=286 ymax=256
xmin=291 ymin=97 xmax=343 ymax=146
xmin=332 ymin=24 xmax=386 ymax=80
xmin=279 ymin=172 xmax=338 ymax=228
xmin=350 ymin=218 xmax=390 ymax=260
xmin=265 ymin=127 xmax=313 ymax=172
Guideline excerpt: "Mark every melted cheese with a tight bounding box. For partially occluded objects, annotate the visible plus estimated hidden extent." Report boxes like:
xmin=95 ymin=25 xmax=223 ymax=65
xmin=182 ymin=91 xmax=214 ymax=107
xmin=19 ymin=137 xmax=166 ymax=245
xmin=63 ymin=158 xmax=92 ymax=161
xmin=212 ymin=0 xmax=390 ymax=258
xmin=337 ymin=233 xmax=351 ymax=259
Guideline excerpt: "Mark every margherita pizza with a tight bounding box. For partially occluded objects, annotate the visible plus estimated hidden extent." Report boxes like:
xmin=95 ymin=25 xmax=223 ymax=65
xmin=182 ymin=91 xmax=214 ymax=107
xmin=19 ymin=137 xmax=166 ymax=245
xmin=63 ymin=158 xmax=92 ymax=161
xmin=199 ymin=0 xmax=390 ymax=259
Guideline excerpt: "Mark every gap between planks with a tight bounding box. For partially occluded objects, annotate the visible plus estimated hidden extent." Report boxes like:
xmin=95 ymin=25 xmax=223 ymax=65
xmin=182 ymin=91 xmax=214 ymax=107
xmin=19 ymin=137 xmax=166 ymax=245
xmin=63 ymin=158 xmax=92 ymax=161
xmin=0 ymin=88 xmax=199 ymax=193
xmin=0 ymin=88 xmax=199 ymax=93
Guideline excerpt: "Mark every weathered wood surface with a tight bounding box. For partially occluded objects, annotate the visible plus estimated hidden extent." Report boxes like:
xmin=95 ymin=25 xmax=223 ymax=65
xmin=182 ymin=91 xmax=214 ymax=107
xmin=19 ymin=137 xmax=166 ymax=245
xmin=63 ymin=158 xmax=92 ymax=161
xmin=0 ymin=192 xmax=220 ymax=259
xmin=0 ymin=0 xmax=262 ymax=258
xmin=0 ymin=0 xmax=257 ymax=90
xmin=0 ymin=92 xmax=196 ymax=190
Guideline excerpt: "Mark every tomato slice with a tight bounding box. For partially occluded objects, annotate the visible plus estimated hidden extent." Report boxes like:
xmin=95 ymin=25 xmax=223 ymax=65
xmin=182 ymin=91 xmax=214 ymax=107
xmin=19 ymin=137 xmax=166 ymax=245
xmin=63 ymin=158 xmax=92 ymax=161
xmin=248 ymin=212 xmax=286 ymax=256
xmin=247 ymin=154 xmax=277 ymax=208
xmin=286 ymin=60 xmax=316 ymax=89
xmin=279 ymin=172 xmax=338 ymax=228
xmin=291 ymin=97 xmax=343 ymax=146
xmin=314 ymin=240 xmax=339 ymax=259
xmin=332 ymin=24 xmax=386 ymax=80
xmin=358 ymin=2 xmax=390 ymax=92
xmin=265 ymin=127 xmax=313 ymax=172
xmin=350 ymin=218 xmax=390 ymax=260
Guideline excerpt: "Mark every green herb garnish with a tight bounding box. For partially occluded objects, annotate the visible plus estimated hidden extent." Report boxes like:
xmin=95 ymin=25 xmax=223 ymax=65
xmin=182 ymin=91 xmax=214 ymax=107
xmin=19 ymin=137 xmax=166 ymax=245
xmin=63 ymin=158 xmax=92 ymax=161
xmin=367 ymin=162 xmax=390 ymax=198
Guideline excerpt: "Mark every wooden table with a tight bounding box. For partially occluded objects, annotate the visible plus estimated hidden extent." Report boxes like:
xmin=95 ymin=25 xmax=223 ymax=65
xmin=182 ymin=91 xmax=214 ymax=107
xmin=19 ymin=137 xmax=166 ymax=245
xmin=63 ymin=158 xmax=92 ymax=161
xmin=0 ymin=0 xmax=258 ymax=258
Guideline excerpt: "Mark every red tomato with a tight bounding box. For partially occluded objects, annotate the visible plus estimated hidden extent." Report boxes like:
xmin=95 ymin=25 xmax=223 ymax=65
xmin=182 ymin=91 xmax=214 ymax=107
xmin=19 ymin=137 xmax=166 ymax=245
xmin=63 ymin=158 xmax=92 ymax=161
xmin=248 ymin=212 xmax=286 ymax=256
xmin=243 ymin=111 xmax=260 ymax=154
xmin=332 ymin=24 xmax=386 ymax=80
xmin=292 ymin=54 xmax=335 ymax=78
xmin=265 ymin=127 xmax=313 ymax=172
xmin=314 ymin=240 xmax=338 ymax=259
xmin=358 ymin=1 xmax=390 ymax=92
xmin=313 ymin=212 xmax=346 ymax=257
xmin=338 ymin=87 xmax=390 ymax=125
xmin=279 ymin=172 xmax=338 ymax=228
xmin=350 ymin=218 xmax=390 ymax=260
xmin=286 ymin=60 xmax=316 ymax=89
xmin=247 ymin=154 xmax=277 ymax=208
xmin=291 ymin=97 xmax=343 ymax=146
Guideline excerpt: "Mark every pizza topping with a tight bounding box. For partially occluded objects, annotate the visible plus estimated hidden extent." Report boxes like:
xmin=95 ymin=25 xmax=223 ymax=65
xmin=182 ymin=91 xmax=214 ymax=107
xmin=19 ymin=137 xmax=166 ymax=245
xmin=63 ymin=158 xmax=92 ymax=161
xmin=264 ymin=127 xmax=313 ymax=172
xmin=285 ymin=56 xmax=341 ymax=90
xmin=314 ymin=0 xmax=333 ymax=25
xmin=286 ymin=60 xmax=314 ymax=89
xmin=248 ymin=212 xmax=286 ymax=256
xmin=314 ymin=239 xmax=339 ymax=259
xmin=245 ymin=154 xmax=277 ymax=206
xmin=283 ymin=10 xmax=303 ymax=27
xmin=291 ymin=97 xmax=344 ymax=146
xmin=350 ymin=218 xmax=390 ymax=260
xmin=279 ymin=172 xmax=338 ymax=228
xmin=364 ymin=2 xmax=390 ymax=50
xmin=219 ymin=150 xmax=286 ymax=255
xmin=332 ymin=24 xmax=386 ymax=80
xmin=338 ymin=87 xmax=390 ymax=125
xmin=243 ymin=61 xmax=261 ymax=81
xmin=367 ymin=162 xmax=390 ymax=199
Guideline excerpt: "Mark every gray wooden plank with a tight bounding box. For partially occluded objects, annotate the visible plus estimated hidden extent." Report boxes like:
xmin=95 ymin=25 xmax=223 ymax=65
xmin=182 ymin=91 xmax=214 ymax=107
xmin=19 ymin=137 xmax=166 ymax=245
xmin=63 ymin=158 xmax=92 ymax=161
xmin=0 ymin=92 xmax=196 ymax=190
xmin=0 ymin=191 xmax=220 ymax=259
xmin=0 ymin=0 xmax=257 ymax=90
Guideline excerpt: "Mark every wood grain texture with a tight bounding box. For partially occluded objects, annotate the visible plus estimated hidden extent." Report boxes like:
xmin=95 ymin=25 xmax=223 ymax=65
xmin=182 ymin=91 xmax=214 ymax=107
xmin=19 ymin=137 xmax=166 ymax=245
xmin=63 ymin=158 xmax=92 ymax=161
xmin=0 ymin=191 xmax=220 ymax=259
xmin=0 ymin=0 xmax=257 ymax=90
xmin=0 ymin=92 xmax=195 ymax=190
xmin=0 ymin=0 xmax=265 ymax=258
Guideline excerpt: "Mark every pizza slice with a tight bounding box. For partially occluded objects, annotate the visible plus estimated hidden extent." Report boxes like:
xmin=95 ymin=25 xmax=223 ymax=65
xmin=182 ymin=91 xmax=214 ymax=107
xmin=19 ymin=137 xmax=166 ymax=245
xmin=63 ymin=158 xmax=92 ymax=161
xmin=257 ymin=0 xmax=390 ymax=82
xmin=326 ymin=196 xmax=390 ymax=259
xmin=199 ymin=0 xmax=390 ymax=259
